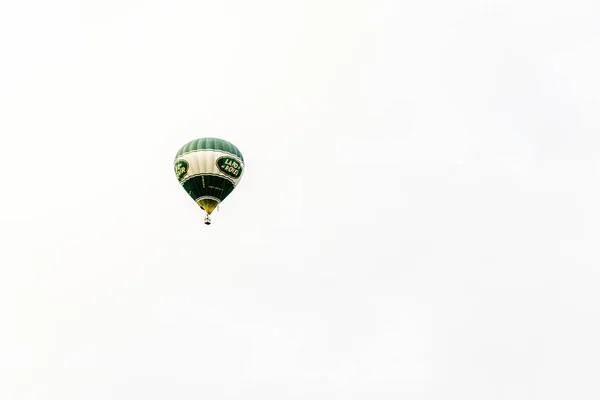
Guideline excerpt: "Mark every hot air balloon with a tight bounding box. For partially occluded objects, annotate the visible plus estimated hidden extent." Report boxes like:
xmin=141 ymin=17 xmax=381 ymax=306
xmin=173 ymin=137 xmax=245 ymax=225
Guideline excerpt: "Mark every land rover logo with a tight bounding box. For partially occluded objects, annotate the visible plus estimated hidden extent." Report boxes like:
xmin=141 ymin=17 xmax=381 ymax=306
xmin=216 ymin=156 xmax=243 ymax=178
xmin=174 ymin=160 xmax=189 ymax=181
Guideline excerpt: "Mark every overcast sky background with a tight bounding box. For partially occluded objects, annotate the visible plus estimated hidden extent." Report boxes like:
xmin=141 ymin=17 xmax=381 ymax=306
xmin=1 ymin=0 xmax=600 ymax=399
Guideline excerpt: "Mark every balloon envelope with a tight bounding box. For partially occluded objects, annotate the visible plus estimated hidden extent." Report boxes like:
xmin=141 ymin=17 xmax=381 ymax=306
xmin=174 ymin=137 xmax=245 ymax=216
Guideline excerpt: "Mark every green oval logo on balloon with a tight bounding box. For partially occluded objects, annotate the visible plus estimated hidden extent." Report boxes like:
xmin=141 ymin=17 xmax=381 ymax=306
xmin=216 ymin=156 xmax=243 ymax=179
xmin=174 ymin=160 xmax=189 ymax=181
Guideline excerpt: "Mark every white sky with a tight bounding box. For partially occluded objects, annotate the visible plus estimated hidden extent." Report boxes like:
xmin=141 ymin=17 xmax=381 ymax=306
xmin=1 ymin=0 xmax=600 ymax=398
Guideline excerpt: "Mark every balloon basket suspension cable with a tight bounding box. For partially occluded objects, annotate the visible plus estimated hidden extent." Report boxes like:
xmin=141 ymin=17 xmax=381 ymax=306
xmin=204 ymin=213 xmax=211 ymax=225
